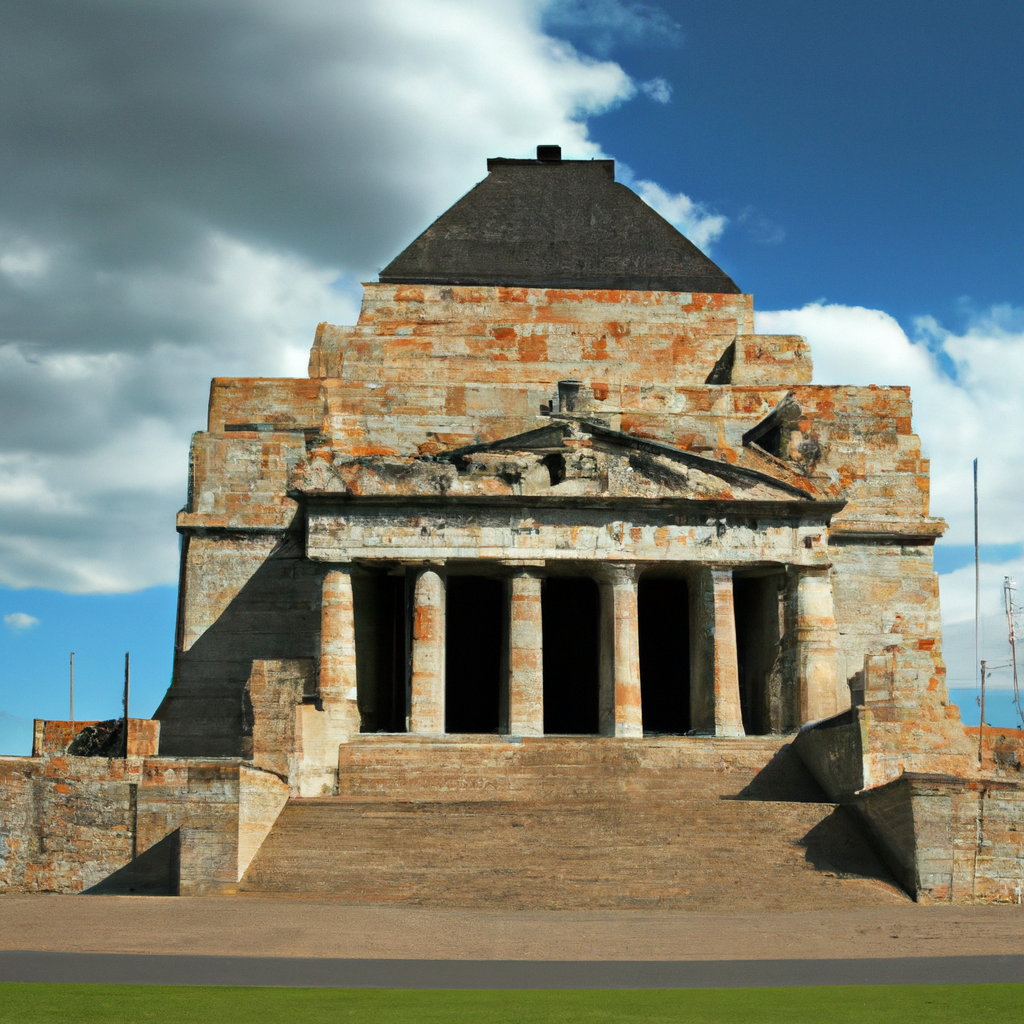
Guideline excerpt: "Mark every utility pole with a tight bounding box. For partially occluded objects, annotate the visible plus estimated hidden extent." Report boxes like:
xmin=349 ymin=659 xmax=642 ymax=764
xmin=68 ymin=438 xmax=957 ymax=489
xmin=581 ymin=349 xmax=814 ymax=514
xmin=122 ymin=652 xmax=130 ymax=758
xmin=979 ymin=659 xmax=987 ymax=765
xmin=69 ymin=652 xmax=75 ymax=738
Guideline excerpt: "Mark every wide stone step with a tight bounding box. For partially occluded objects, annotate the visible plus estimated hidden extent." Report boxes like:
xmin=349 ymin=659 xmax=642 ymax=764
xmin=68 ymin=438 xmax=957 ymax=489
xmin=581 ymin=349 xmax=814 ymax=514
xmin=336 ymin=735 xmax=793 ymax=802
xmin=240 ymin=792 xmax=908 ymax=910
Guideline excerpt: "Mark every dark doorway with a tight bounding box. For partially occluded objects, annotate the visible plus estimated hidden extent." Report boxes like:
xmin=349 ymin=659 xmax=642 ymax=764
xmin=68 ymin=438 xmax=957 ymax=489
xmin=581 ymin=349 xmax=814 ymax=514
xmin=734 ymin=575 xmax=782 ymax=735
xmin=638 ymin=577 xmax=690 ymax=735
xmin=445 ymin=576 xmax=504 ymax=733
xmin=542 ymin=577 xmax=600 ymax=734
xmin=353 ymin=573 xmax=408 ymax=732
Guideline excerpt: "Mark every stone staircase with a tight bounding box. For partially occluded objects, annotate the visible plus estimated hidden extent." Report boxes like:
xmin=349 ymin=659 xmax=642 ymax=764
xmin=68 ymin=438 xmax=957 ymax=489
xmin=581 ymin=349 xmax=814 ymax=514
xmin=239 ymin=736 xmax=908 ymax=909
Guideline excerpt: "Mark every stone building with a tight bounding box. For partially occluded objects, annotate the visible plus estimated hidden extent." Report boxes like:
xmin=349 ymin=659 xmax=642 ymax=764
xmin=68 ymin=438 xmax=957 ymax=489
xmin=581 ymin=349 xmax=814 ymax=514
xmin=3 ymin=148 xmax=1022 ymax=904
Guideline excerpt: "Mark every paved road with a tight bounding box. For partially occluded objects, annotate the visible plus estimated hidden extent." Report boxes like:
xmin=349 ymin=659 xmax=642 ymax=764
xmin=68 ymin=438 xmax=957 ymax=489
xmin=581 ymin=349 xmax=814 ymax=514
xmin=2 ymin=952 xmax=1023 ymax=988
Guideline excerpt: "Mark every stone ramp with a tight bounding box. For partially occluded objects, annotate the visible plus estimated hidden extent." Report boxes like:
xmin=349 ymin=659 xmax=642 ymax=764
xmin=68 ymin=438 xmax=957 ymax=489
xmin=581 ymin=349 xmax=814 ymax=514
xmin=240 ymin=738 xmax=908 ymax=909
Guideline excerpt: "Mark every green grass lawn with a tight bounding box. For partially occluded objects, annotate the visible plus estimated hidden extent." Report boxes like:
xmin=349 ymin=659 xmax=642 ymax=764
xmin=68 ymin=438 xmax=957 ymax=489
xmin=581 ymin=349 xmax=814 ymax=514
xmin=1 ymin=984 xmax=1021 ymax=1024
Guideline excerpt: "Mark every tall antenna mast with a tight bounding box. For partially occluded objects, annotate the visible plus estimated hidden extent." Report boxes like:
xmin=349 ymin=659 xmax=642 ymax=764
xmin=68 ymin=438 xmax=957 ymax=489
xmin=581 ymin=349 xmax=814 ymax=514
xmin=1006 ymin=577 xmax=1023 ymax=730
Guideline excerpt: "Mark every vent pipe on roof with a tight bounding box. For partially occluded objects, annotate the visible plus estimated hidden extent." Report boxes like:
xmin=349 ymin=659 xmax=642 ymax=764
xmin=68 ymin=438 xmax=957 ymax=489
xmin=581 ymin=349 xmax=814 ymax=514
xmin=536 ymin=145 xmax=561 ymax=161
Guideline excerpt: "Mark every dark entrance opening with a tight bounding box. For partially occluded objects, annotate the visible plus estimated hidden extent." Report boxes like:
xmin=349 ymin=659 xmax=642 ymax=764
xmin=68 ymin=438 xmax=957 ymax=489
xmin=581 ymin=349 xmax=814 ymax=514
xmin=445 ymin=576 xmax=504 ymax=733
xmin=637 ymin=577 xmax=690 ymax=735
xmin=734 ymin=575 xmax=783 ymax=735
xmin=542 ymin=577 xmax=600 ymax=734
xmin=353 ymin=572 xmax=407 ymax=732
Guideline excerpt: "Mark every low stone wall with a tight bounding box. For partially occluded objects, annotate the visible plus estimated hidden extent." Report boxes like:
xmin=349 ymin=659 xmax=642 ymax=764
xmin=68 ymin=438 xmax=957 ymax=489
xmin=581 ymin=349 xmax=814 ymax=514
xmin=791 ymin=709 xmax=864 ymax=801
xmin=0 ymin=755 xmax=287 ymax=895
xmin=964 ymin=727 xmax=1024 ymax=777
xmin=850 ymin=773 xmax=1024 ymax=904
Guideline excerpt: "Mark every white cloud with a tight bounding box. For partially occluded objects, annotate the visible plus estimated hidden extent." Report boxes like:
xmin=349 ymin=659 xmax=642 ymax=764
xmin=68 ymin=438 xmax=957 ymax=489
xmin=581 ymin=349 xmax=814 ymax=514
xmin=622 ymin=175 xmax=728 ymax=252
xmin=3 ymin=612 xmax=39 ymax=631
xmin=0 ymin=235 xmax=357 ymax=592
xmin=640 ymin=77 xmax=672 ymax=103
xmin=542 ymin=0 xmax=683 ymax=55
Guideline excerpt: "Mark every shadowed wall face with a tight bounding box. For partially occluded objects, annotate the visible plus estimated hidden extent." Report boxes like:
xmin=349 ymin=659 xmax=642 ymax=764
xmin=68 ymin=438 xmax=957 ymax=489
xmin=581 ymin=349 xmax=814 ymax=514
xmin=353 ymin=572 xmax=407 ymax=734
xmin=445 ymin=576 xmax=504 ymax=734
xmin=734 ymin=575 xmax=785 ymax=736
xmin=542 ymin=577 xmax=600 ymax=735
xmin=638 ymin=578 xmax=691 ymax=735
xmin=158 ymin=536 xmax=325 ymax=757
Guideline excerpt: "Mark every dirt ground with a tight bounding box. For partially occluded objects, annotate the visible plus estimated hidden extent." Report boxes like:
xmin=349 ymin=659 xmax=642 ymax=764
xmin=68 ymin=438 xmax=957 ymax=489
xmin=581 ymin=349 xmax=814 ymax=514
xmin=1 ymin=895 xmax=1022 ymax=962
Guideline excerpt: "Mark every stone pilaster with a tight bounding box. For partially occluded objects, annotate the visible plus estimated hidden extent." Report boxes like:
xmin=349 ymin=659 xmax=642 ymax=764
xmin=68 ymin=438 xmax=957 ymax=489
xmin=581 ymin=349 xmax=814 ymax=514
xmin=598 ymin=565 xmax=643 ymax=738
xmin=508 ymin=571 xmax=544 ymax=736
xmin=796 ymin=568 xmax=839 ymax=724
xmin=689 ymin=567 xmax=745 ymax=737
xmin=409 ymin=568 xmax=445 ymax=735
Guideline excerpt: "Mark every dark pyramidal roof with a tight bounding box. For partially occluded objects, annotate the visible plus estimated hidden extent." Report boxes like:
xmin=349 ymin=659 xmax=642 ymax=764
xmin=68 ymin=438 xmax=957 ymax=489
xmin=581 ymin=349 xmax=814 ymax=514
xmin=380 ymin=149 xmax=740 ymax=294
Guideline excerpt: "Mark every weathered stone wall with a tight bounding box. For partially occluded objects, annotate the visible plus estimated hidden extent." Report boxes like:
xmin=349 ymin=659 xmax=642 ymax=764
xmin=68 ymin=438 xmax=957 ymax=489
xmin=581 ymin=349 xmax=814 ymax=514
xmin=851 ymin=773 xmax=1024 ymax=904
xmin=0 ymin=754 xmax=286 ymax=895
xmin=246 ymin=657 xmax=348 ymax=797
xmin=33 ymin=718 xmax=159 ymax=758
xmin=965 ymin=727 xmax=1024 ymax=776
xmin=859 ymin=647 xmax=975 ymax=786
xmin=181 ymin=382 xmax=933 ymax=534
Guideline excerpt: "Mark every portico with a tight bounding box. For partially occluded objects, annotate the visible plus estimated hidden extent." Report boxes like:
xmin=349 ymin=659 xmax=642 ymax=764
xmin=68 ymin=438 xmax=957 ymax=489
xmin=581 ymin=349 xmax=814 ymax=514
xmin=316 ymin=548 xmax=841 ymax=741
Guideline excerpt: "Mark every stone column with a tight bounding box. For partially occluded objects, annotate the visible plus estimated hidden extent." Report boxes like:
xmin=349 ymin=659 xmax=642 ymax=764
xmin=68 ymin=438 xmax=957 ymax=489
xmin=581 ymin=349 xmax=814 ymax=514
xmin=796 ymin=568 xmax=839 ymax=723
xmin=318 ymin=567 xmax=361 ymax=738
xmin=598 ymin=565 xmax=643 ymax=738
xmin=293 ymin=567 xmax=361 ymax=796
xmin=689 ymin=567 xmax=745 ymax=737
xmin=409 ymin=568 xmax=445 ymax=735
xmin=508 ymin=571 xmax=544 ymax=736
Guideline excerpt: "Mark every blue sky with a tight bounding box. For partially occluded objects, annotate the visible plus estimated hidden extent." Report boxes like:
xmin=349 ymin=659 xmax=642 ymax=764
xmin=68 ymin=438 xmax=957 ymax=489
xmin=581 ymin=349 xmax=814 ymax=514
xmin=569 ymin=0 xmax=1024 ymax=327
xmin=2 ymin=1 xmax=1023 ymax=752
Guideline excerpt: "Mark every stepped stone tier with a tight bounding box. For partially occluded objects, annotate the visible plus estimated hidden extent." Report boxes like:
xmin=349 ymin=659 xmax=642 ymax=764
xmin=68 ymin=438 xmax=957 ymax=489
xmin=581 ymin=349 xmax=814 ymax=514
xmin=2 ymin=148 xmax=1022 ymax=902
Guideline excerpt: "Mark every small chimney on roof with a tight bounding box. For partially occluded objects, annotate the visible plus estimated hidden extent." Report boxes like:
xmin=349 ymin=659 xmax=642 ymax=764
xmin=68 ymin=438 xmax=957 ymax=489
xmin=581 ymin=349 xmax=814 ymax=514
xmin=536 ymin=145 xmax=561 ymax=162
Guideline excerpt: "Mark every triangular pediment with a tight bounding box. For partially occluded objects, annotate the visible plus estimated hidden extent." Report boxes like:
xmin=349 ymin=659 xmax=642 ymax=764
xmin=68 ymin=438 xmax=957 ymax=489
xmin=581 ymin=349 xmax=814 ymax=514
xmin=438 ymin=418 xmax=820 ymax=502
xmin=295 ymin=417 xmax=829 ymax=505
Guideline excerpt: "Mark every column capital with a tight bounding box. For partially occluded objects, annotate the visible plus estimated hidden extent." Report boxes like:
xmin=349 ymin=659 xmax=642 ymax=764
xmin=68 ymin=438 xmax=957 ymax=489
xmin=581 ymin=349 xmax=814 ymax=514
xmin=791 ymin=564 xmax=831 ymax=578
xmin=597 ymin=562 xmax=642 ymax=586
xmin=507 ymin=565 xmax=544 ymax=579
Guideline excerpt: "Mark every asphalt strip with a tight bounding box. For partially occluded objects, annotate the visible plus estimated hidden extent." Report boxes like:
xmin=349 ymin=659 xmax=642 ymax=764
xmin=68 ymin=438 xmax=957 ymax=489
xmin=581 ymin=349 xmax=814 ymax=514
xmin=2 ymin=952 xmax=1024 ymax=988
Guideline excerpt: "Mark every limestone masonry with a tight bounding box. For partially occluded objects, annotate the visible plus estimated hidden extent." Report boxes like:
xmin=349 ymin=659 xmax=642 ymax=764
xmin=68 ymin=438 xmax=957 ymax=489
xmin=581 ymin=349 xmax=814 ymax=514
xmin=3 ymin=150 xmax=1022 ymax=904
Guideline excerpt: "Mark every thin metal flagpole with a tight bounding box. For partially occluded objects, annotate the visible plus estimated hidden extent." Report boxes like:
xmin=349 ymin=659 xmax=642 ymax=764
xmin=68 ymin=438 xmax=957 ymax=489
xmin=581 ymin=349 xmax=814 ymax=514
xmin=974 ymin=458 xmax=980 ymax=702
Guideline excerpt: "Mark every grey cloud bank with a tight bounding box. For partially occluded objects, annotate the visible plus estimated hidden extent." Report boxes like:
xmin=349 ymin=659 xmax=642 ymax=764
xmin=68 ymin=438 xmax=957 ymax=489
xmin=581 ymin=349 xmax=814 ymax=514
xmin=0 ymin=0 xmax=648 ymax=591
